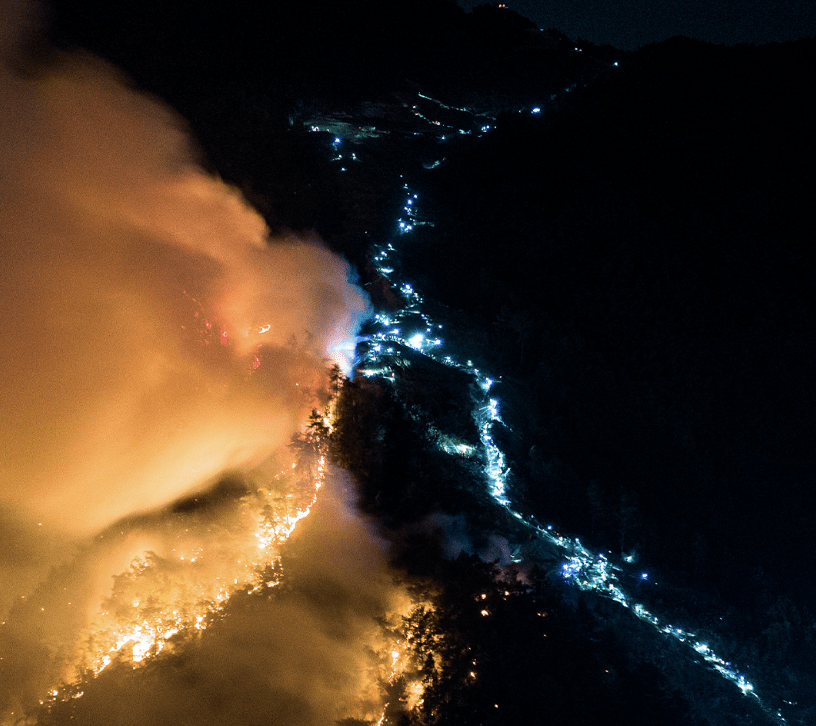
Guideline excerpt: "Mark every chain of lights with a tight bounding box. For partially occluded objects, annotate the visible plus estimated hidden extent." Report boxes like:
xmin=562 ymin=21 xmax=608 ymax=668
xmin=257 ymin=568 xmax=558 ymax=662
xmin=359 ymin=181 xmax=790 ymax=725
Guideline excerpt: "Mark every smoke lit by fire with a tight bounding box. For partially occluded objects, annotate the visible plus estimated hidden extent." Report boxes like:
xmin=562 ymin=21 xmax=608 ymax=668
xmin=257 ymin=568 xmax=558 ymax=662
xmin=0 ymin=4 xmax=414 ymax=723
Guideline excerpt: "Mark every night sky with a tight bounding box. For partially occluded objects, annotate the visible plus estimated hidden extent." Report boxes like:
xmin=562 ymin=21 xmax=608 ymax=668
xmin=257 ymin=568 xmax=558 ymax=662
xmin=459 ymin=0 xmax=816 ymax=49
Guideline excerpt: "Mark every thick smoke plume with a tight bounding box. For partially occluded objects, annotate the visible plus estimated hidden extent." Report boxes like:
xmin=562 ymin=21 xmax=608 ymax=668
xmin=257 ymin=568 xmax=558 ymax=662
xmin=0 ymin=2 xmax=378 ymax=721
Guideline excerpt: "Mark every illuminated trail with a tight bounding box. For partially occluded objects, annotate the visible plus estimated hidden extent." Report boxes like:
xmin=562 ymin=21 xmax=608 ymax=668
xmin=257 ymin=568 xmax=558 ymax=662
xmin=359 ymin=183 xmax=790 ymax=726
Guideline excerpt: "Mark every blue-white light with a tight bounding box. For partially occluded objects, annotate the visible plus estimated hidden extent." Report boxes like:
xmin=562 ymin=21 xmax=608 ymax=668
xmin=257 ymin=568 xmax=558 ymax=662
xmin=359 ymin=176 xmax=784 ymax=725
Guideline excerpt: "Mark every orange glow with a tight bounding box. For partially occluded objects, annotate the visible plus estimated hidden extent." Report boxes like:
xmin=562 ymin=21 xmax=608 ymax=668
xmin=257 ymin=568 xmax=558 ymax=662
xmin=0 ymin=24 xmax=368 ymax=723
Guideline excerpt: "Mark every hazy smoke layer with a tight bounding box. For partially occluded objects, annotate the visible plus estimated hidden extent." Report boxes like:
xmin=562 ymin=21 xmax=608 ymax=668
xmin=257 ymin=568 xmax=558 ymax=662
xmin=0 ymin=3 xmax=373 ymax=720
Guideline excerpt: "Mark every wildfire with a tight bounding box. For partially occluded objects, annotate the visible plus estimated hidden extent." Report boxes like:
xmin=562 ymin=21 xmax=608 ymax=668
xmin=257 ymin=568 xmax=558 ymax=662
xmin=39 ymin=394 xmax=336 ymax=712
xmin=88 ymin=458 xmax=325 ymax=676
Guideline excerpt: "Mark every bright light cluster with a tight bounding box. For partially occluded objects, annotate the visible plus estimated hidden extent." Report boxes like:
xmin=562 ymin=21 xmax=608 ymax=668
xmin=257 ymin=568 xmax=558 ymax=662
xmin=409 ymin=91 xmax=496 ymax=137
xmin=363 ymin=185 xmax=512 ymax=507
xmin=550 ymin=533 xmax=764 ymax=700
xmin=436 ymin=432 xmax=477 ymax=458
xmin=476 ymin=398 xmax=510 ymax=505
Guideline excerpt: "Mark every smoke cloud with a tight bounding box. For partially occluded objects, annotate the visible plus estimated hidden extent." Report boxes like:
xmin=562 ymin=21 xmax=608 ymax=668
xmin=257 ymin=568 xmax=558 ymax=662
xmin=0 ymin=4 xmax=365 ymax=552
xmin=0 ymin=47 xmax=366 ymax=541
xmin=0 ymin=3 xmax=385 ymax=722
xmin=4 ymin=470 xmax=406 ymax=726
